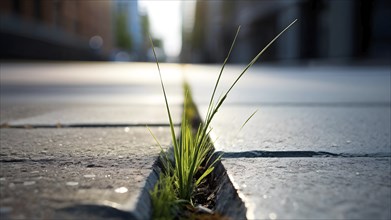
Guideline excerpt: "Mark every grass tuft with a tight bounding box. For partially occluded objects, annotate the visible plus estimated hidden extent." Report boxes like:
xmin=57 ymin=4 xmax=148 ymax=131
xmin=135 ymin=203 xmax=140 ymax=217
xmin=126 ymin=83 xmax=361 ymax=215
xmin=150 ymin=174 xmax=177 ymax=220
xmin=149 ymin=19 xmax=297 ymax=219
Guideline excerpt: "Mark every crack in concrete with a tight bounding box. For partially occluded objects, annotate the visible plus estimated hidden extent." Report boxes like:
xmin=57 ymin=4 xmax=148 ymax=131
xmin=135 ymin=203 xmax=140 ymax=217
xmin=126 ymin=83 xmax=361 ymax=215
xmin=0 ymin=123 xmax=180 ymax=129
xmin=0 ymin=158 xmax=56 ymax=163
xmin=220 ymin=150 xmax=391 ymax=158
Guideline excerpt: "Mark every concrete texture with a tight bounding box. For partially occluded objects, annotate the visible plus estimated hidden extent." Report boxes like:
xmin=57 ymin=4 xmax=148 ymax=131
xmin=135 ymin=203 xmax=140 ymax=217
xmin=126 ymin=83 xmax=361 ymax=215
xmin=223 ymin=157 xmax=391 ymax=220
xmin=2 ymin=105 xmax=182 ymax=126
xmin=205 ymin=104 xmax=391 ymax=219
xmin=187 ymin=64 xmax=391 ymax=219
xmin=0 ymin=62 xmax=184 ymax=219
xmin=1 ymin=62 xmax=184 ymax=125
xmin=1 ymin=63 xmax=183 ymax=107
xmin=203 ymin=105 xmax=391 ymax=155
xmin=185 ymin=65 xmax=390 ymax=104
xmin=2 ymin=62 xmax=390 ymax=219
xmin=0 ymin=62 xmax=183 ymax=87
xmin=0 ymin=127 xmax=173 ymax=219
xmin=0 ymin=103 xmax=68 ymax=124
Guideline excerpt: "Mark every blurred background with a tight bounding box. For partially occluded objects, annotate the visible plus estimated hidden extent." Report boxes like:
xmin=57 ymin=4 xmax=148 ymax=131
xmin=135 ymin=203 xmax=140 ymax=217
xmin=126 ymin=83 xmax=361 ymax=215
xmin=0 ymin=0 xmax=390 ymax=64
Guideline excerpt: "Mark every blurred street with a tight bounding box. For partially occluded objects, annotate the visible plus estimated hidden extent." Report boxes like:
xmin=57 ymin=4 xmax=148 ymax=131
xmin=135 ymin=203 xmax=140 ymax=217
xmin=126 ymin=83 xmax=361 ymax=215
xmin=1 ymin=61 xmax=390 ymax=219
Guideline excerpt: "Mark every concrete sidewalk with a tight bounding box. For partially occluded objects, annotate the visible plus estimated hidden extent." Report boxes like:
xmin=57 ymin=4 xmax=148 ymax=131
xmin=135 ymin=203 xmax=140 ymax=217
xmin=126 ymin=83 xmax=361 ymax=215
xmin=1 ymin=62 xmax=390 ymax=219
xmin=0 ymin=62 xmax=183 ymax=219
xmin=186 ymin=64 xmax=391 ymax=219
xmin=0 ymin=127 xmax=172 ymax=219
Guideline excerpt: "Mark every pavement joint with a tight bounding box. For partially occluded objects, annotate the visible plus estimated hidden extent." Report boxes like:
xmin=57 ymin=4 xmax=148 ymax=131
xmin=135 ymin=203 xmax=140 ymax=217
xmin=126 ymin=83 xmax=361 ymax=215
xmin=1 ymin=123 xmax=180 ymax=129
xmin=0 ymin=158 xmax=56 ymax=163
xmin=220 ymin=150 xmax=391 ymax=158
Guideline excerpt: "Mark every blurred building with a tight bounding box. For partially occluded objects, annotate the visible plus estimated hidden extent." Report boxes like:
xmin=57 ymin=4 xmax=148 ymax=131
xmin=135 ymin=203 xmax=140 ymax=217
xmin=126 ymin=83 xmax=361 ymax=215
xmin=182 ymin=0 xmax=391 ymax=64
xmin=113 ymin=0 xmax=149 ymax=61
xmin=0 ymin=0 xmax=113 ymax=60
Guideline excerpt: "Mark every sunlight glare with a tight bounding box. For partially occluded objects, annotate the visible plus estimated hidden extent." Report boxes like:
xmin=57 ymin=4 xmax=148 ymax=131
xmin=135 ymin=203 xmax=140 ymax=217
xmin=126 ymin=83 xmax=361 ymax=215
xmin=138 ymin=1 xmax=182 ymax=58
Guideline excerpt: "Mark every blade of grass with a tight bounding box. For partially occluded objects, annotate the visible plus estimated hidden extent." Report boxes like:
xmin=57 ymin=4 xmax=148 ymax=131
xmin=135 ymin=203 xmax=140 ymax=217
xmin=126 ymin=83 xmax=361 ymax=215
xmin=206 ymin=26 xmax=241 ymax=122
xmin=199 ymin=19 xmax=298 ymax=149
xmin=226 ymin=19 xmax=297 ymax=95
xmin=146 ymin=126 xmax=165 ymax=153
xmin=146 ymin=126 xmax=172 ymax=173
xmin=149 ymin=35 xmax=178 ymax=151
xmin=239 ymin=109 xmax=258 ymax=132
xmin=150 ymin=174 xmax=177 ymax=220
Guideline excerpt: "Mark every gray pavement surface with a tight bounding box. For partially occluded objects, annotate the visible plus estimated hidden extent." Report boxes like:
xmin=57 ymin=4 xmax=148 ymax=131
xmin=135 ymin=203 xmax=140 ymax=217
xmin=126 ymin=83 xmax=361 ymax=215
xmin=3 ymin=105 xmax=182 ymax=126
xmin=1 ymin=62 xmax=183 ymax=105
xmin=187 ymin=64 xmax=391 ymax=219
xmin=0 ymin=62 xmax=183 ymax=219
xmin=0 ymin=128 xmax=173 ymax=219
xmin=1 ymin=62 xmax=390 ymax=219
xmin=185 ymin=65 xmax=390 ymax=104
xmin=224 ymin=157 xmax=391 ymax=220
xmin=205 ymin=105 xmax=390 ymax=155
xmin=1 ymin=62 xmax=183 ymax=125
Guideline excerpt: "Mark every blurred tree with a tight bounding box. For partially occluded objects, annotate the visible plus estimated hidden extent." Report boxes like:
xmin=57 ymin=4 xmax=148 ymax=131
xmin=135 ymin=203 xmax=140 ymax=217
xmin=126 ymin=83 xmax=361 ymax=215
xmin=115 ymin=12 xmax=132 ymax=50
xmin=140 ymin=13 xmax=150 ymax=40
xmin=152 ymin=38 xmax=163 ymax=48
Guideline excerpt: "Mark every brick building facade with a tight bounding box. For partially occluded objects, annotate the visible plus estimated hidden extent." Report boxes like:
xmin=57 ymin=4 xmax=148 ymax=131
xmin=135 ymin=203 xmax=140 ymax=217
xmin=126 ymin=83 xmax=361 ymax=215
xmin=0 ymin=0 xmax=113 ymax=60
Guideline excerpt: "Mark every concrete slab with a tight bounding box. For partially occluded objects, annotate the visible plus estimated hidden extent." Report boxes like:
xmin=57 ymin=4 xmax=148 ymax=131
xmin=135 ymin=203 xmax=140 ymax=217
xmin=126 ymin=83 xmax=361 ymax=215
xmin=186 ymin=64 xmax=391 ymax=219
xmin=223 ymin=157 xmax=391 ymax=220
xmin=0 ymin=127 xmax=174 ymax=219
xmin=2 ymin=104 xmax=182 ymax=126
xmin=0 ymin=84 xmax=182 ymax=107
xmin=185 ymin=64 xmax=390 ymax=104
xmin=0 ymin=103 xmax=68 ymax=124
xmin=1 ymin=62 xmax=184 ymax=125
xmin=0 ymin=62 xmax=183 ymax=88
xmin=200 ymin=104 xmax=390 ymax=219
xmin=204 ymin=105 xmax=391 ymax=155
xmin=1 ymin=62 xmax=183 ymax=106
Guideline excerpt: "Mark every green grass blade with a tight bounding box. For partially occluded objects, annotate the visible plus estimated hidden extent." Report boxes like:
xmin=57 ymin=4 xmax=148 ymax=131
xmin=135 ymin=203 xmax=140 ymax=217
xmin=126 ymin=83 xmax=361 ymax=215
xmin=146 ymin=126 xmax=165 ymax=152
xmin=195 ymin=166 xmax=214 ymax=186
xmin=147 ymin=126 xmax=172 ymax=173
xmin=239 ymin=109 xmax=258 ymax=132
xmin=199 ymin=27 xmax=241 ymax=148
xmin=206 ymin=26 xmax=241 ymax=121
xmin=226 ymin=19 xmax=297 ymax=95
xmin=202 ymin=19 xmax=297 ymax=140
xmin=149 ymin=35 xmax=178 ymax=151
